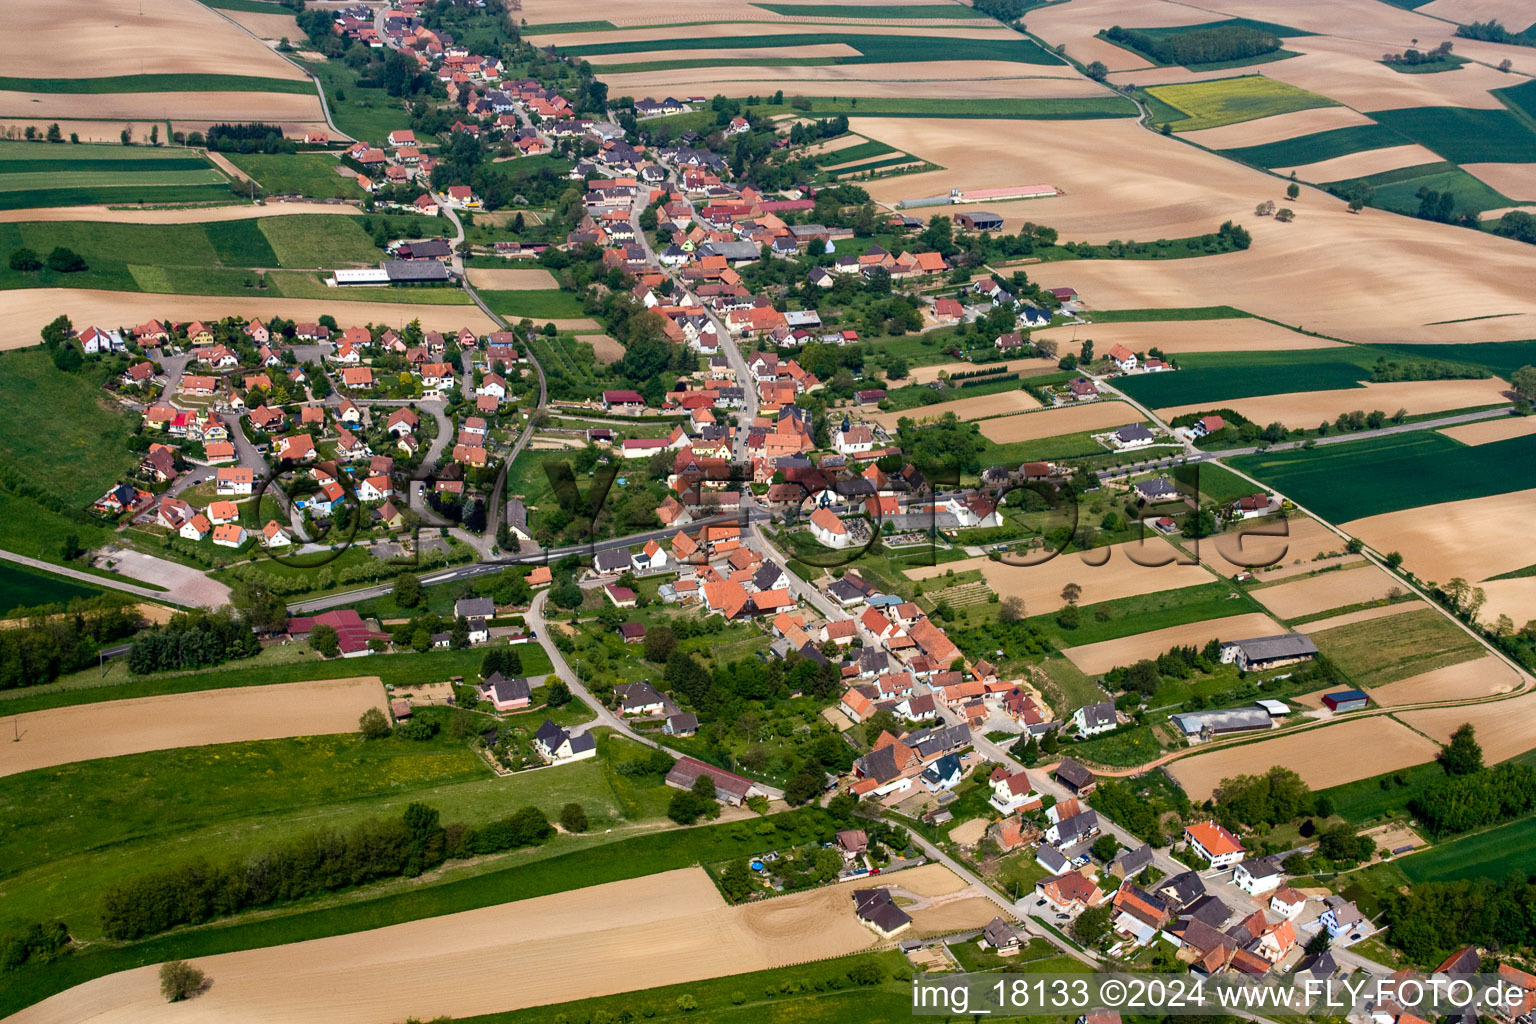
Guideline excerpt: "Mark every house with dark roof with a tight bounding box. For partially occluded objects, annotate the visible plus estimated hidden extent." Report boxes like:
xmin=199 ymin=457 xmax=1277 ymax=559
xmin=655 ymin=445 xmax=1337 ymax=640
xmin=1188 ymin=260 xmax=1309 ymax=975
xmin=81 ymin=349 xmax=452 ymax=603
xmin=1110 ymin=843 xmax=1155 ymax=880
xmin=615 ymin=682 xmax=665 ymax=715
xmin=1054 ymin=757 xmax=1097 ymax=796
xmin=1220 ymin=633 xmax=1319 ymax=672
xmin=665 ymin=756 xmax=763 ymax=805
xmin=663 ymin=712 xmax=698 ymax=736
xmin=1155 ymin=870 xmax=1206 ymax=911
xmin=981 ymin=917 xmax=1024 ymax=954
xmin=852 ymin=888 xmax=912 ymax=937
xmin=533 ymin=719 xmax=596 ymax=762
xmin=479 ymin=672 xmax=532 ymax=712
xmin=1072 ymin=701 xmax=1118 ymax=736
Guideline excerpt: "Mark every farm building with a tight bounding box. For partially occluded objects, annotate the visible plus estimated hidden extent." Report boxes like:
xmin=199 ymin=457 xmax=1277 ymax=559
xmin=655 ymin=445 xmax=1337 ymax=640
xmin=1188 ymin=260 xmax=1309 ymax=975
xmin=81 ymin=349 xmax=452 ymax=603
xmin=1322 ymin=689 xmax=1369 ymax=712
xmin=954 ymin=211 xmax=1004 ymax=231
xmin=1169 ymin=707 xmax=1272 ymax=739
xmin=664 ymin=756 xmax=764 ymax=806
xmin=1055 ymin=757 xmax=1096 ymax=796
xmin=1219 ymin=634 xmax=1317 ymax=672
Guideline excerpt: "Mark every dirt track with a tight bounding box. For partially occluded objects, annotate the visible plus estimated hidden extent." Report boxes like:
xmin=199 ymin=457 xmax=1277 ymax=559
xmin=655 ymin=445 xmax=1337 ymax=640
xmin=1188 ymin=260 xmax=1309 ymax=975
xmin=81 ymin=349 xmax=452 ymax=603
xmin=1062 ymin=612 xmax=1283 ymax=675
xmin=8 ymin=866 xmax=904 ymax=1024
xmin=0 ymin=677 xmax=385 ymax=777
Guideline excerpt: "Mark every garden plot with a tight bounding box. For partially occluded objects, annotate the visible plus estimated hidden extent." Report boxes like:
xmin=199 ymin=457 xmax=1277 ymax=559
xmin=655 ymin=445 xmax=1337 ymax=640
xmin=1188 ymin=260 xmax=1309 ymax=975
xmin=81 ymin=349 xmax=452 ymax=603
xmin=868 ymin=389 xmax=1040 ymax=430
xmin=1399 ymin=689 xmax=1536 ymax=765
xmin=578 ymin=333 xmax=625 ymax=364
xmin=1035 ymin=318 xmax=1337 ymax=355
xmin=1367 ymin=654 xmax=1522 ymax=706
xmin=1342 ymin=488 xmax=1536 ymax=584
xmin=1063 ymin=612 xmax=1283 ymax=675
xmin=1154 ymin=377 xmax=1513 ymax=429
xmin=973 ymin=402 xmax=1140 ymax=444
xmin=9 ymin=866 xmax=898 ymax=1024
xmin=1167 ymin=716 xmax=1442 ymax=799
xmin=1251 ymin=564 xmax=1401 ymax=621
xmin=0 ymin=678 xmax=385 ymax=778
xmin=906 ymin=539 xmax=1215 ymax=611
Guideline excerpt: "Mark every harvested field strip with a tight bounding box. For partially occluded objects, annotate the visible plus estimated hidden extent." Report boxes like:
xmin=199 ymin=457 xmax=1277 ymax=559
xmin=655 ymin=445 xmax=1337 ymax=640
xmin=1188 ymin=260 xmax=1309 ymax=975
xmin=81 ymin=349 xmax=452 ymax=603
xmin=0 ymin=678 xmax=386 ymax=777
xmin=907 ymin=538 xmax=1214 ymax=613
xmin=1034 ymin=317 xmax=1335 ymax=355
xmin=1250 ymin=564 xmax=1401 ymax=621
xmin=563 ymin=32 xmax=1062 ymax=65
xmin=1062 ymin=612 xmax=1283 ymax=675
xmin=1309 ymin=607 xmax=1485 ymax=689
xmin=1367 ymin=654 xmax=1521 ymax=706
xmin=1145 ymin=76 xmax=1336 ymax=132
xmin=1207 ymin=515 xmax=1346 ymax=578
xmin=752 ymin=2 xmax=992 ymax=16
xmin=1295 ymin=600 xmax=1425 ymax=633
xmin=1221 ymin=123 xmax=1405 ymax=168
xmin=0 ymin=812 xmax=871 ymax=1023
xmin=972 ymin=402 xmax=1140 ymax=444
xmin=1398 ymin=688 xmax=1536 ymax=766
xmin=778 ymin=96 xmax=1137 ymax=118
xmin=0 ymin=74 xmax=315 ymax=94
xmin=1231 ymin=431 xmax=1536 ymax=523
xmin=1277 ymin=144 xmax=1440 ymax=183
xmin=1343 ymin=487 xmax=1536 ymax=586
xmin=6 ymin=868 xmax=883 ymax=1024
xmin=868 ymin=388 xmax=1040 ymax=429
xmin=1156 ymin=378 xmax=1512 ymax=432
xmin=1167 ymin=716 xmax=1443 ymax=798
xmin=1085 ymin=306 xmax=1249 ymax=322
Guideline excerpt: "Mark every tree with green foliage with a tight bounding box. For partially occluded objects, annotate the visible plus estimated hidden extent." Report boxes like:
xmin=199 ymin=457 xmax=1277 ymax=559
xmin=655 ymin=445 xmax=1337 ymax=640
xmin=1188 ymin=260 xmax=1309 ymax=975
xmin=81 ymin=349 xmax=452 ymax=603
xmin=559 ymin=802 xmax=588 ymax=833
xmin=159 ymin=960 xmax=205 ymax=1002
xmin=310 ymin=623 xmax=340 ymax=658
xmin=45 ymin=247 xmax=86 ymax=273
xmin=1512 ymin=365 xmax=1536 ymax=401
xmin=1072 ymin=903 xmax=1113 ymax=946
xmin=785 ymin=767 xmax=824 ymax=805
xmin=1086 ymin=60 xmax=1108 ymax=80
xmin=394 ymin=572 xmax=422 ymax=608
xmin=719 ymin=858 xmax=755 ymax=902
xmin=1092 ymin=835 xmax=1121 ymax=862
xmin=8 ymin=247 xmax=40 ymax=272
xmin=1213 ymin=766 xmax=1312 ymax=828
xmin=231 ymin=579 xmax=288 ymax=634
xmin=359 ymin=706 xmax=391 ymax=739
xmin=1437 ymin=722 xmax=1483 ymax=776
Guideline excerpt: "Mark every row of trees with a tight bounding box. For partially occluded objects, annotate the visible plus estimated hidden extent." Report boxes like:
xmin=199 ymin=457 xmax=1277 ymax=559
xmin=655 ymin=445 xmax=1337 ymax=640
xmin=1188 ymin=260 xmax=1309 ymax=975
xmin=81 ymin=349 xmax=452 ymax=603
xmin=100 ymin=801 xmax=554 ymax=940
xmin=0 ymin=598 xmax=142 ymax=690
xmin=1105 ymin=24 xmax=1280 ymax=66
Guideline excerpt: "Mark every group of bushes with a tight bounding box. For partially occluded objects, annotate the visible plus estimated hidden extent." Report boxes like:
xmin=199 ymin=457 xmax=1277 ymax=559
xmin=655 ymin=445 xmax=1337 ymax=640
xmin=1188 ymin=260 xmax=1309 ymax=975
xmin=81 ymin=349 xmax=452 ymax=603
xmin=0 ymin=597 xmax=142 ymax=690
xmin=1409 ymin=761 xmax=1536 ymax=838
xmin=99 ymin=801 xmax=556 ymax=940
xmin=126 ymin=608 xmax=259 ymax=675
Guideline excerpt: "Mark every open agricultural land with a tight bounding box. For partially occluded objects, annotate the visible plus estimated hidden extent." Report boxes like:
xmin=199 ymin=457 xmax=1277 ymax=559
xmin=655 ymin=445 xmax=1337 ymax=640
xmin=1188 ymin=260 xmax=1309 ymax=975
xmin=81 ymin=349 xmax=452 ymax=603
xmin=6 ymin=0 xmax=1536 ymax=1017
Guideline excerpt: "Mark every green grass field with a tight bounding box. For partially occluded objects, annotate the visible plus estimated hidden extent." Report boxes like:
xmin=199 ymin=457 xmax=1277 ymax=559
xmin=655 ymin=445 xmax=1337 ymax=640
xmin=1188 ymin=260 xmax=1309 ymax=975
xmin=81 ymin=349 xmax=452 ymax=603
xmin=562 ymin=30 xmax=1061 ymax=66
xmin=0 ymin=215 xmax=400 ymax=293
xmin=0 ymin=74 xmax=314 ymax=94
xmin=1370 ymin=106 xmax=1536 ymax=163
xmin=1035 ymin=579 xmax=1264 ymax=648
xmin=195 ymin=0 xmax=299 ymax=12
xmin=1146 ymin=75 xmax=1335 ymax=131
xmin=1230 ymin=430 xmax=1536 ymax=521
xmin=1 ymin=729 xmax=652 ymax=939
xmin=1114 ymin=349 xmax=1375 ymax=408
xmin=1324 ymin=161 xmax=1514 ymax=218
xmin=1397 ymin=814 xmax=1536 ymax=882
xmin=1369 ymin=339 xmax=1536 ymax=377
xmin=0 ymin=562 xmax=104 ymax=615
xmin=223 ymin=151 xmax=366 ymax=199
xmin=825 ymin=154 xmax=922 ymax=176
xmin=0 ymin=141 xmax=234 ymax=210
xmin=1309 ymin=607 xmax=1485 ymax=688
xmin=0 ymin=349 xmax=139 ymax=508
xmin=300 ymin=59 xmax=403 ymax=147
xmin=480 ymin=288 xmax=589 ymax=319
xmin=1219 ymin=123 xmax=1404 ymax=168
xmin=818 ymin=138 xmax=897 ymax=165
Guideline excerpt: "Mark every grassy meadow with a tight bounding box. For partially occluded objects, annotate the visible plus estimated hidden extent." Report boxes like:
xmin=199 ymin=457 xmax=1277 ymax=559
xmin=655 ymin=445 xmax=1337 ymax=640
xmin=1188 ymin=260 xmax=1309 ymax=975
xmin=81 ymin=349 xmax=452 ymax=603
xmin=0 ymin=141 xmax=234 ymax=209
